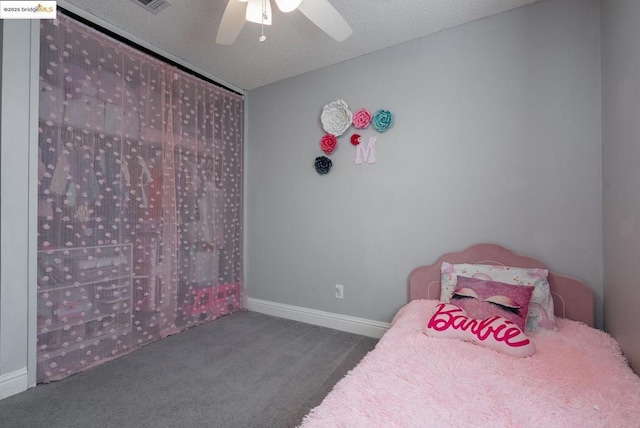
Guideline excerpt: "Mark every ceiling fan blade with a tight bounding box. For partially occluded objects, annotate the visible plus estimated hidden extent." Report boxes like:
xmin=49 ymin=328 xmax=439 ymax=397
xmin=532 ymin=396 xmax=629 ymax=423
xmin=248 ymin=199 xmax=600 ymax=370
xmin=297 ymin=0 xmax=352 ymax=42
xmin=216 ymin=0 xmax=247 ymax=45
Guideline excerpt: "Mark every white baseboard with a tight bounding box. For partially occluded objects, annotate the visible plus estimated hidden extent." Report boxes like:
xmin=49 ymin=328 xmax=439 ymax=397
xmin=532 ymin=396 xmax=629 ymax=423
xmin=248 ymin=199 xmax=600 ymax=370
xmin=0 ymin=367 xmax=28 ymax=400
xmin=248 ymin=298 xmax=390 ymax=339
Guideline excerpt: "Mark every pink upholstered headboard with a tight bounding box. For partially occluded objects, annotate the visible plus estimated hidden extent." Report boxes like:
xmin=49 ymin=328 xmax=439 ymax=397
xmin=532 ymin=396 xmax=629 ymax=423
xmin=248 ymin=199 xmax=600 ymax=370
xmin=408 ymin=244 xmax=594 ymax=327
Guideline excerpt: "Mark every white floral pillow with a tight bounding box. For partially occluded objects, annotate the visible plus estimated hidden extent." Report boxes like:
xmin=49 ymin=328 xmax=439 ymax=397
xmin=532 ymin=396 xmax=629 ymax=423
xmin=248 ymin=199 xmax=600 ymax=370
xmin=440 ymin=262 xmax=556 ymax=332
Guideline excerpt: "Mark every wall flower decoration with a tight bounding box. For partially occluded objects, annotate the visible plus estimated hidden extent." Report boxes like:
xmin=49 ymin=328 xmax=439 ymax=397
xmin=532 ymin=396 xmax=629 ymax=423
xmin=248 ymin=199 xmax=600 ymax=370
xmin=352 ymin=108 xmax=372 ymax=129
xmin=321 ymin=99 xmax=352 ymax=137
xmin=320 ymin=134 xmax=337 ymax=155
xmin=350 ymin=134 xmax=361 ymax=146
xmin=315 ymin=156 xmax=333 ymax=175
xmin=372 ymin=109 xmax=393 ymax=132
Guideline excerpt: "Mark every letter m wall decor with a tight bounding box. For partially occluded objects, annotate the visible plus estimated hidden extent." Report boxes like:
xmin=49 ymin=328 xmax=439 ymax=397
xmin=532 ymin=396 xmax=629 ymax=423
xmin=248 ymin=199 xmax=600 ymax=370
xmin=355 ymin=136 xmax=376 ymax=165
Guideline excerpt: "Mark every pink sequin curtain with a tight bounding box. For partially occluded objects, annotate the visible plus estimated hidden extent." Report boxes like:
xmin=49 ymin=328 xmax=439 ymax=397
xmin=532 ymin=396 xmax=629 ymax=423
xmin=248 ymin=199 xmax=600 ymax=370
xmin=36 ymin=13 xmax=245 ymax=383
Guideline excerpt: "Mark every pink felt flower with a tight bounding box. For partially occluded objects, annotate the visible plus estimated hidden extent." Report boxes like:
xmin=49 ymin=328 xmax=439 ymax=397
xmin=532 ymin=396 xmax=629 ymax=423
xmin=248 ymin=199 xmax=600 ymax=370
xmin=320 ymin=134 xmax=337 ymax=155
xmin=352 ymin=108 xmax=372 ymax=129
xmin=350 ymin=134 xmax=361 ymax=146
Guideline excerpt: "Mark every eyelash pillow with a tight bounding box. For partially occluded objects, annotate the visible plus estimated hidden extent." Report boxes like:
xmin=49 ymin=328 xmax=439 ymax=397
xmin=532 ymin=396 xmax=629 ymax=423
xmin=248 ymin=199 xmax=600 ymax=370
xmin=450 ymin=276 xmax=534 ymax=332
xmin=424 ymin=303 xmax=536 ymax=358
xmin=440 ymin=262 xmax=556 ymax=333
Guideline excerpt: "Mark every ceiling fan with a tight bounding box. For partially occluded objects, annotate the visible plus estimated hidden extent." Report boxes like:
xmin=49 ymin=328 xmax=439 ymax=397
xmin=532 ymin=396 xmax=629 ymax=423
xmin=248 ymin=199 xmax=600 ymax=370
xmin=216 ymin=0 xmax=352 ymax=44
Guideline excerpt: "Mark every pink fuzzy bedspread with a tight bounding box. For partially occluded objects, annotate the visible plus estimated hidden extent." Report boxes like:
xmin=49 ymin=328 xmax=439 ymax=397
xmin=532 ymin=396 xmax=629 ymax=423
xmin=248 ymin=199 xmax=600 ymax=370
xmin=301 ymin=300 xmax=640 ymax=427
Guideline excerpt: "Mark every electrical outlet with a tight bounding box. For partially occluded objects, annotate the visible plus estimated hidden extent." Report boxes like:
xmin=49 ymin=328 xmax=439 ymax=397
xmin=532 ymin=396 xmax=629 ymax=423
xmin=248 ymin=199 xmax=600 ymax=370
xmin=335 ymin=284 xmax=344 ymax=300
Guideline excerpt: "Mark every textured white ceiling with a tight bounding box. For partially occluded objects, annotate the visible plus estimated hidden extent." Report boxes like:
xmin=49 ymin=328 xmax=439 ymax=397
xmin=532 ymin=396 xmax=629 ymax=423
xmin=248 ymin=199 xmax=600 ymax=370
xmin=60 ymin=0 xmax=539 ymax=91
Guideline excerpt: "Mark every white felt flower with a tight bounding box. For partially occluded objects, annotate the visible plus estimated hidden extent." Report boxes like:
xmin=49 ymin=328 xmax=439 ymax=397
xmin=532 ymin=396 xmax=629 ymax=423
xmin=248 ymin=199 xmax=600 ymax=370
xmin=321 ymin=99 xmax=353 ymax=137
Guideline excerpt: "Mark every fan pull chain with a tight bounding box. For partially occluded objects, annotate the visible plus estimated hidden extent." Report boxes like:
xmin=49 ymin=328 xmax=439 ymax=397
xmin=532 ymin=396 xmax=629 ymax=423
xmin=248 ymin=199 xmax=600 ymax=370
xmin=259 ymin=0 xmax=267 ymax=42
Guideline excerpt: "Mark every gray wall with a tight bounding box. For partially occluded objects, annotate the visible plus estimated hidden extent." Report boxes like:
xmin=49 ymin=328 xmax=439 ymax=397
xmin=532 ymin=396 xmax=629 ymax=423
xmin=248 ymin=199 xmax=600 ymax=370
xmin=0 ymin=20 xmax=35 ymax=390
xmin=246 ymin=0 xmax=603 ymax=325
xmin=602 ymin=0 xmax=640 ymax=372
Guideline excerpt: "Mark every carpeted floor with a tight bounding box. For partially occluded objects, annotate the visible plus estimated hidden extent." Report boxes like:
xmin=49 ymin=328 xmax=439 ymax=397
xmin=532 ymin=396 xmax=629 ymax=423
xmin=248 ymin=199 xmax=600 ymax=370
xmin=0 ymin=311 xmax=378 ymax=428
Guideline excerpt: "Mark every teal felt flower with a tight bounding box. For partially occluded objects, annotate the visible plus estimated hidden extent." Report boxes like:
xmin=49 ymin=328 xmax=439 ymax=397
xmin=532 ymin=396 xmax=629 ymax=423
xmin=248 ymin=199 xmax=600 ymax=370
xmin=372 ymin=109 xmax=393 ymax=132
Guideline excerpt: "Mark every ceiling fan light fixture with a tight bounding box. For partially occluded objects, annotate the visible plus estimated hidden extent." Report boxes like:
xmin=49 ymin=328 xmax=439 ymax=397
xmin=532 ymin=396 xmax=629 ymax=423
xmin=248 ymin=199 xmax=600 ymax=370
xmin=246 ymin=0 xmax=272 ymax=25
xmin=216 ymin=0 xmax=352 ymax=45
xmin=274 ymin=0 xmax=302 ymax=13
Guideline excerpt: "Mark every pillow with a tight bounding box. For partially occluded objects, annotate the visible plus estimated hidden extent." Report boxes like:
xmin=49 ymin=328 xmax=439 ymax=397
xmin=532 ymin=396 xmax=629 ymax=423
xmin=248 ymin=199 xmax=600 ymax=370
xmin=451 ymin=276 xmax=534 ymax=332
xmin=441 ymin=262 xmax=556 ymax=332
xmin=424 ymin=303 xmax=536 ymax=358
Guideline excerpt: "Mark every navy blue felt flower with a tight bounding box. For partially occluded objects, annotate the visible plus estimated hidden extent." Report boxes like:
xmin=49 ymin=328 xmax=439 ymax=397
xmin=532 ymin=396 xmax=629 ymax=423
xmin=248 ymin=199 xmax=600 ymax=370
xmin=314 ymin=156 xmax=332 ymax=175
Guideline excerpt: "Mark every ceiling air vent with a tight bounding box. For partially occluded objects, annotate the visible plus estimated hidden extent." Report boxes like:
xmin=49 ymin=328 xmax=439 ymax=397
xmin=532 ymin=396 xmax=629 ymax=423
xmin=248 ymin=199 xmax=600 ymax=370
xmin=130 ymin=0 xmax=172 ymax=14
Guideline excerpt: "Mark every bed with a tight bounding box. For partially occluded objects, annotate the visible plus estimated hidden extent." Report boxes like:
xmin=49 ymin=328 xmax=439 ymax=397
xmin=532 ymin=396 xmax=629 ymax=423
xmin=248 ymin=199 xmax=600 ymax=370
xmin=301 ymin=244 xmax=640 ymax=427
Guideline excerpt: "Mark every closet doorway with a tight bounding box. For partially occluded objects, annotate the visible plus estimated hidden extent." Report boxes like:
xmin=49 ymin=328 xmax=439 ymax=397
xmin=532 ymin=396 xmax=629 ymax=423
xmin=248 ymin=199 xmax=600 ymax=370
xmin=36 ymin=12 xmax=244 ymax=383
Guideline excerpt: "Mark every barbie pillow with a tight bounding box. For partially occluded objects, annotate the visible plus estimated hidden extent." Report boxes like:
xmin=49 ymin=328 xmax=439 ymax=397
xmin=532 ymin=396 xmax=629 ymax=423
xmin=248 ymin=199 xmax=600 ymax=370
xmin=440 ymin=262 xmax=556 ymax=332
xmin=424 ymin=303 xmax=536 ymax=358
xmin=451 ymin=276 xmax=533 ymax=332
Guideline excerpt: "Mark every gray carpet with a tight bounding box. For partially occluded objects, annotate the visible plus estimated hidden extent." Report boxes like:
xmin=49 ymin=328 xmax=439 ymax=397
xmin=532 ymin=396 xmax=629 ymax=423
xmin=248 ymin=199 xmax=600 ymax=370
xmin=0 ymin=311 xmax=378 ymax=428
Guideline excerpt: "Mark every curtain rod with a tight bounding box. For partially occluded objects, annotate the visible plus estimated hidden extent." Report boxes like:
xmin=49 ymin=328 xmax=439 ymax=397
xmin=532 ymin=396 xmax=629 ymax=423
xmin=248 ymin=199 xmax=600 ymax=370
xmin=58 ymin=7 xmax=244 ymax=98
